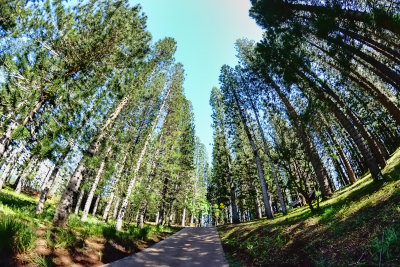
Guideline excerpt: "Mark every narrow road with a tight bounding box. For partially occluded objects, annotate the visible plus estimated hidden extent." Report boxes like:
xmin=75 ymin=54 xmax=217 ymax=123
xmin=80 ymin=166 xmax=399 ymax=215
xmin=104 ymin=227 xmax=229 ymax=267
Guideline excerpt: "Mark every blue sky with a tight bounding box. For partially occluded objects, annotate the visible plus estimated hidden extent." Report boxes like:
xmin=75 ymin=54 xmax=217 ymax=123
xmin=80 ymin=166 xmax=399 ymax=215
xmin=135 ymin=0 xmax=263 ymax=159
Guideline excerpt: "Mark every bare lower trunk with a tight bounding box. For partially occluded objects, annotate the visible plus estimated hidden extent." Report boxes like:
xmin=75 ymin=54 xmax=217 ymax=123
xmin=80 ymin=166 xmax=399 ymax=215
xmin=243 ymin=78 xmax=287 ymax=215
xmin=231 ymin=87 xmax=273 ymax=218
xmin=15 ymin=177 xmax=24 ymax=194
xmin=53 ymin=162 xmax=86 ymax=226
xmin=112 ymin=197 xmax=120 ymax=221
xmin=181 ymin=207 xmax=186 ymax=227
xmin=74 ymin=187 xmax=85 ymax=215
xmin=0 ymin=142 xmax=26 ymax=189
xmin=116 ymin=81 xmax=174 ymax=231
xmin=250 ymin=180 xmax=262 ymax=219
xmin=325 ymin=126 xmax=357 ymax=183
xmin=92 ymin=195 xmax=100 ymax=216
xmin=270 ymin=81 xmax=332 ymax=198
xmin=168 ymin=206 xmax=174 ymax=227
xmin=102 ymin=192 xmax=114 ymax=221
xmin=36 ymin=166 xmax=59 ymax=214
xmin=82 ymin=159 xmax=107 ymax=221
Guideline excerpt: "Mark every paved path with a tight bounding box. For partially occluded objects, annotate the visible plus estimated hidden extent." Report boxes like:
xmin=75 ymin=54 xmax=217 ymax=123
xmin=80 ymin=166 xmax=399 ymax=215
xmin=104 ymin=227 xmax=229 ymax=267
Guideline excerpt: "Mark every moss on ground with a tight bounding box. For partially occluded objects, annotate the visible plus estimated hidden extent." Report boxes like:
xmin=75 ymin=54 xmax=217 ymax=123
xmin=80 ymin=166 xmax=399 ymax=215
xmin=218 ymin=148 xmax=400 ymax=266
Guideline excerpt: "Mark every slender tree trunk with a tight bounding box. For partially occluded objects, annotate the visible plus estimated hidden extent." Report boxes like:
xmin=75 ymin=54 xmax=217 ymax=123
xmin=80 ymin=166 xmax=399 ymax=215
xmin=269 ymin=81 xmax=332 ymax=198
xmin=0 ymin=142 xmax=26 ymax=189
xmin=81 ymin=154 xmax=108 ymax=221
xmin=243 ymin=80 xmax=287 ymax=214
xmin=92 ymin=195 xmax=100 ymax=216
xmin=325 ymin=126 xmax=357 ymax=183
xmin=190 ymin=213 xmax=194 ymax=225
xmin=168 ymin=205 xmax=174 ymax=227
xmin=115 ymin=81 xmax=174 ymax=231
xmin=250 ymin=180 xmax=262 ymax=219
xmin=182 ymin=199 xmax=187 ymax=227
xmin=231 ymin=86 xmax=273 ymax=218
xmin=300 ymin=70 xmax=384 ymax=181
xmin=112 ymin=197 xmax=120 ymax=221
xmin=0 ymin=98 xmax=45 ymax=157
xmin=102 ymin=193 xmax=114 ymax=221
xmin=74 ymin=187 xmax=85 ymax=215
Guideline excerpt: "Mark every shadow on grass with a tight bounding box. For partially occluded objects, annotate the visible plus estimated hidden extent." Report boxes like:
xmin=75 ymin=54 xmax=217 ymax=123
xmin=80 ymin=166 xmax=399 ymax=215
xmin=219 ymin=159 xmax=400 ymax=266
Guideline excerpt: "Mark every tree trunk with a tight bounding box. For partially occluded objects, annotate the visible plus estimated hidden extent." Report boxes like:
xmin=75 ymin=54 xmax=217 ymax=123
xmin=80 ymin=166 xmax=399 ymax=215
xmin=325 ymin=125 xmax=357 ymax=183
xmin=168 ymin=205 xmax=174 ymax=227
xmin=92 ymin=195 xmax=100 ymax=216
xmin=231 ymin=86 xmax=274 ymax=218
xmin=182 ymin=207 xmax=186 ymax=227
xmin=74 ymin=187 xmax=85 ymax=215
xmin=115 ymin=81 xmax=174 ymax=231
xmin=102 ymin=193 xmax=114 ymax=221
xmin=269 ymin=81 xmax=333 ymax=198
xmin=81 ymin=157 xmax=107 ymax=221
xmin=243 ymin=79 xmax=287 ymax=214
xmin=0 ymin=142 xmax=26 ymax=189
xmin=300 ymin=70 xmax=384 ymax=181
xmin=112 ymin=197 xmax=120 ymax=221
xmin=0 ymin=98 xmax=45 ymax=157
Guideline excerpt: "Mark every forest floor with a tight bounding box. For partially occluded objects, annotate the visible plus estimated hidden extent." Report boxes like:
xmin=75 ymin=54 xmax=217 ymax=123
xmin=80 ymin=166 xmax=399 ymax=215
xmin=0 ymin=188 xmax=180 ymax=267
xmin=218 ymin=148 xmax=400 ymax=266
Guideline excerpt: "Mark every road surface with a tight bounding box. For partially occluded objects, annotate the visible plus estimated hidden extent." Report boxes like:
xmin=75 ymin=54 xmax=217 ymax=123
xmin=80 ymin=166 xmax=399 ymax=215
xmin=104 ymin=227 xmax=229 ymax=267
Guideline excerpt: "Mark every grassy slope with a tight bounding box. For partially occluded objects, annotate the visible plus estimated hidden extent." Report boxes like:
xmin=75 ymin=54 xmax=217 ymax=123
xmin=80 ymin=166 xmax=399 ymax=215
xmin=218 ymin=148 xmax=400 ymax=266
xmin=0 ymin=188 xmax=180 ymax=266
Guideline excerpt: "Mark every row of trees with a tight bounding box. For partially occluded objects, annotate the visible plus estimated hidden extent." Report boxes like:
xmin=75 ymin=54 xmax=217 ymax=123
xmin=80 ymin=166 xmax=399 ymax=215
xmin=0 ymin=0 xmax=209 ymax=230
xmin=208 ymin=0 xmax=400 ymax=223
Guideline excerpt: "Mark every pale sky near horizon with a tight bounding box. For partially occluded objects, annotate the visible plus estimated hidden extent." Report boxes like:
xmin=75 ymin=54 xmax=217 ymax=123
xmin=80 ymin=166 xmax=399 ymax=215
xmin=135 ymin=0 xmax=263 ymax=160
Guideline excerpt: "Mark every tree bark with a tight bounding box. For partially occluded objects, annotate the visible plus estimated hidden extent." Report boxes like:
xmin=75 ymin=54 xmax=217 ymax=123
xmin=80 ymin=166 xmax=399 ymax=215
xmin=181 ymin=201 xmax=186 ymax=227
xmin=81 ymin=155 xmax=107 ymax=221
xmin=112 ymin=197 xmax=120 ymax=221
xmin=231 ymin=85 xmax=274 ymax=218
xmin=326 ymin=126 xmax=357 ymax=184
xmin=115 ymin=80 xmax=174 ymax=230
xmin=0 ymin=142 xmax=26 ymax=189
xmin=74 ymin=187 xmax=85 ymax=215
xmin=242 ymin=78 xmax=287 ymax=214
xmin=92 ymin=195 xmax=100 ymax=216
xmin=268 ymin=80 xmax=333 ymax=198
xmin=300 ymin=70 xmax=384 ymax=181
xmin=0 ymin=98 xmax=45 ymax=157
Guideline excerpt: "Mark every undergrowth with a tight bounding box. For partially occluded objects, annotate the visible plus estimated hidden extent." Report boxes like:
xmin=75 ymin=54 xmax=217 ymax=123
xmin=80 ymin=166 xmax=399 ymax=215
xmin=218 ymin=147 xmax=400 ymax=266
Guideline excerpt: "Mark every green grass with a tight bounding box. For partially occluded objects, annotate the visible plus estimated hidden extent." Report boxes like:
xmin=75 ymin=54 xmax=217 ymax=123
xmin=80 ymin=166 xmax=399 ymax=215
xmin=0 ymin=215 xmax=37 ymax=253
xmin=218 ymin=147 xmax=400 ymax=266
xmin=0 ymin=185 xmax=181 ymax=265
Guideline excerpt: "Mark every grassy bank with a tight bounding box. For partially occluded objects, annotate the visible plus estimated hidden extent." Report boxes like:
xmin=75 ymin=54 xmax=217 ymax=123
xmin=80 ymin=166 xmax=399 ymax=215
xmin=0 ymin=188 xmax=180 ymax=266
xmin=218 ymin=148 xmax=400 ymax=266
